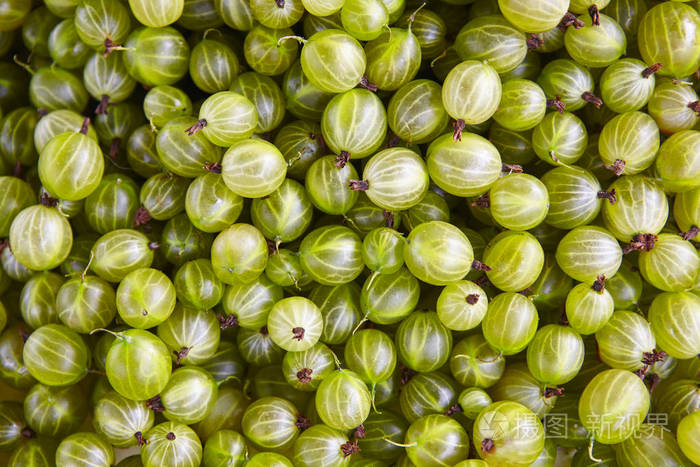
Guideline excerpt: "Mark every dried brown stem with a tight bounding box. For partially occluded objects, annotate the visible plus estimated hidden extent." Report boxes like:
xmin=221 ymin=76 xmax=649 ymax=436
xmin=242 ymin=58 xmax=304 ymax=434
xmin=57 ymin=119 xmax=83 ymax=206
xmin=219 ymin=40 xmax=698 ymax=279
xmin=358 ymin=75 xmax=378 ymax=92
xmin=642 ymin=63 xmax=662 ymax=78
xmin=185 ymin=119 xmax=207 ymax=136
xmin=581 ymin=91 xmax=603 ymax=108
xmin=452 ymin=119 xmax=466 ymax=142
xmin=95 ymin=94 xmax=111 ymax=115
xmin=588 ymin=4 xmax=600 ymax=25
xmin=335 ymin=151 xmax=350 ymax=168
xmin=597 ymin=189 xmax=616 ymax=204
xmin=348 ymin=180 xmax=369 ymax=191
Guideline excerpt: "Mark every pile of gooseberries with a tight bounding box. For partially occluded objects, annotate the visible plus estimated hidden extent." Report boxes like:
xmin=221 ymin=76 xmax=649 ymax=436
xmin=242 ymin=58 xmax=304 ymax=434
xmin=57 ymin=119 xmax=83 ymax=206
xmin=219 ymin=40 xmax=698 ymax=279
xmin=0 ymin=0 xmax=698 ymax=466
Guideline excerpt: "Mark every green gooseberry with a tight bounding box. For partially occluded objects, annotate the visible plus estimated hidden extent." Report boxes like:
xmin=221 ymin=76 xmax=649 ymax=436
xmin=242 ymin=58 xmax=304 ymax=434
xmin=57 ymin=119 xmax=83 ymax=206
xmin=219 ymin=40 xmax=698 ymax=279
xmin=267 ymin=296 xmax=323 ymax=352
xmin=20 ymin=271 xmax=63 ymax=329
xmin=281 ymin=61 xmax=334 ymax=122
xmin=138 ymin=173 xmax=189 ymax=222
xmin=23 ymin=324 xmax=89 ymax=386
xmin=457 ymin=387 xmax=492 ymax=419
xmin=140 ymin=422 xmax=202 ymax=467
xmin=540 ymin=166 xmax=602 ymax=230
xmin=351 ymin=148 xmax=429 ymax=211
xmin=396 ymin=310 xmax=452 ymax=373
xmin=299 ymin=225 xmax=364 ymax=286
xmin=537 ymin=59 xmax=596 ymax=112
xmin=210 ymin=223 xmax=268 ymax=284
xmin=341 ymin=0 xmax=389 ymax=41
xmin=155 ymin=116 xmax=223 ymax=178
xmin=345 ymin=329 xmax=396 ymax=389
xmin=221 ymin=275 xmax=283 ymax=330
xmin=595 ymin=310 xmax=655 ymax=371
xmin=56 ymin=431 xmax=114 ymax=466
xmin=564 ymin=14 xmax=626 ymax=68
xmin=202 ymin=429 xmax=247 ymax=467
xmin=23 ymin=382 xmax=88 ymax=437
xmin=599 ymin=111 xmax=660 ymax=176
xmin=241 ymin=396 xmax=302 ymax=451
xmin=157 ymin=305 xmax=220 ymax=365
xmin=497 ymin=0 xmax=567 ymax=33
xmin=91 ymin=229 xmax=157 ymax=283
xmin=83 ymin=52 xmax=137 ymax=111
xmin=265 ymin=249 xmax=312 ymax=289
xmin=128 ymin=0 xmax=184 ymax=27
xmin=405 ymin=414 xmax=469 ymax=466
xmin=244 ymin=25 xmax=297 ymax=76
xmin=74 ymin=0 xmax=131 ymax=50
xmin=442 ymin=60 xmax=501 ymax=134
xmin=321 ymin=88 xmax=387 ymax=163
xmin=532 ymin=111 xmax=588 ymax=166
xmin=305 ymin=155 xmax=359 ymax=215
xmin=105 ymin=328 xmax=172 ymax=401
xmin=308 ymin=283 xmax=362 ymax=345
xmin=185 ymin=173 xmax=243 ymax=233
xmin=251 ymin=179 xmax=313 ymax=244
xmin=526 ymin=324 xmax=584 ymax=385
xmin=283 ymin=342 xmax=335 ymax=391
xmin=638 ymin=233 xmax=699 ymax=292
xmin=193 ymin=385 xmax=249 ymax=442
xmin=388 ymin=79 xmax=449 ymax=144
xmin=436 ymin=280 xmax=488 ymax=331
xmin=579 ymin=369 xmax=649 ymax=444
xmin=189 ymin=39 xmax=240 ymax=93
xmin=483 ymin=230 xmax=544 ymax=292
xmin=555 ymin=226 xmax=623 ymax=282
xmin=637 ymin=2 xmax=700 ymax=79
xmin=160 ymin=213 xmax=214 ymax=267
xmin=84 ymin=174 xmax=140 ymax=234
xmin=123 ymin=27 xmax=190 ymax=87
xmin=194 ymin=91 xmax=257 ymax=147
xmin=0 ymin=107 xmax=41 ymax=167
xmin=565 ymin=281 xmax=615 ymax=335
xmin=493 ymin=79 xmax=546 ymax=131
xmin=655 ymin=129 xmax=700 ymax=192
xmin=161 ymin=366 xmax=218 ymax=425
xmin=221 ymin=138 xmax=287 ymax=198
xmin=297 ymin=29 xmax=367 ymax=94
xmin=126 ymin=125 xmax=163 ymax=178
xmin=143 ymin=85 xmax=193 ymax=129
xmin=229 ymin=72 xmax=286 ymax=134
xmin=602 ymin=176 xmax=669 ymax=242
xmin=94 ymin=390 xmax=154 ymax=447
xmin=472 ymin=401 xmax=545 ymax=466
xmin=116 ymin=268 xmax=176 ymax=328
xmin=0 ymin=176 xmax=36 ymax=237
xmin=362 ymin=227 xmax=405 ymax=274
xmin=364 ymin=26 xmax=422 ymax=92
xmin=648 ymin=291 xmax=700 ymax=359
xmin=482 ymin=292 xmax=538 ymax=355
xmin=404 ymin=220 xmax=474 ymax=286
xmin=48 ymin=19 xmax=91 ymax=69
xmin=292 ymin=424 xmax=353 ymax=467
xmin=455 ymin=15 xmax=526 ymax=73
xmin=56 ymin=275 xmax=117 ymax=334
xmin=316 ymin=369 xmax=372 ymax=431
xmin=400 ymin=371 xmax=458 ymax=425
xmin=174 ymin=259 xmax=223 ymax=310
xmin=361 ymin=268 xmax=419 ymax=325
xmin=599 ymin=58 xmax=656 ymax=113
xmin=38 ymin=129 xmax=104 ymax=201
xmin=488 ymin=173 xmax=549 ymax=231
xmin=29 ymin=67 xmax=89 ymax=113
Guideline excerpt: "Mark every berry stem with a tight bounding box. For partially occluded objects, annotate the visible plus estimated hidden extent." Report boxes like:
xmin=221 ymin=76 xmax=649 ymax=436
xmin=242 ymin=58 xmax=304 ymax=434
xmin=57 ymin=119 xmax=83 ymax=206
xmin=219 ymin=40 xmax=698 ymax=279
xmin=348 ymin=180 xmax=369 ymax=191
xmin=95 ymin=94 xmax=111 ymax=115
xmin=581 ymin=91 xmax=603 ymax=108
xmin=185 ymin=119 xmax=207 ymax=136
xmin=680 ymin=225 xmax=699 ymax=241
xmin=597 ymin=189 xmax=616 ymax=204
xmin=80 ymin=117 xmax=90 ymax=135
xmin=335 ymin=151 xmax=351 ymax=168
xmin=642 ymin=63 xmax=662 ymax=78
xmin=358 ymin=75 xmax=378 ymax=92
xmin=452 ymin=119 xmax=466 ymax=142
xmin=588 ymin=4 xmax=600 ymax=25
xmin=546 ymin=95 xmax=566 ymax=113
